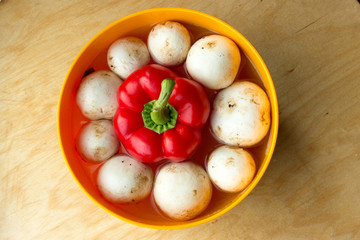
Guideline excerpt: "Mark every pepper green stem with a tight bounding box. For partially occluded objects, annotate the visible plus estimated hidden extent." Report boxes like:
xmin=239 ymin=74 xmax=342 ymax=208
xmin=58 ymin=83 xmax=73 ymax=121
xmin=142 ymin=79 xmax=178 ymax=134
xmin=151 ymin=78 xmax=175 ymax=125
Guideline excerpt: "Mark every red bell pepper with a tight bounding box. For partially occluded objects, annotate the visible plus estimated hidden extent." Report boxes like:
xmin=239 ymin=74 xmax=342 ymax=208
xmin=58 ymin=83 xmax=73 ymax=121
xmin=113 ymin=64 xmax=210 ymax=163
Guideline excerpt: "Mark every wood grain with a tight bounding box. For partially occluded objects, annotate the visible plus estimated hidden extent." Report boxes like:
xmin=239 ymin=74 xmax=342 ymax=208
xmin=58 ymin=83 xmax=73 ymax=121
xmin=1 ymin=0 xmax=360 ymax=239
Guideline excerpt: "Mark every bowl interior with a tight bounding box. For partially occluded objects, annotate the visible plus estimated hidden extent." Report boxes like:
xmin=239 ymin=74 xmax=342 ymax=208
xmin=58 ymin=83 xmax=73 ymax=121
xmin=58 ymin=8 xmax=278 ymax=229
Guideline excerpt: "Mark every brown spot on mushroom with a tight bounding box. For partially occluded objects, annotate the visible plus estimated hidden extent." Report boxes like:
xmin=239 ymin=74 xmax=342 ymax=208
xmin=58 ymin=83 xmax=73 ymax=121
xmin=101 ymin=72 xmax=111 ymax=77
xmin=215 ymin=126 xmax=222 ymax=136
xmin=245 ymin=87 xmax=265 ymax=107
xmin=260 ymin=111 xmax=267 ymax=122
xmin=229 ymin=135 xmax=247 ymax=147
xmin=214 ymin=96 xmax=224 ymax=107
xmin=94 ymin=123 xmax=106 ymax=137
xmin=250 ymin=98 xmax=259 ymax=105
xmin=158 ymin=40 xmax=177 ymax=61
xmin=233 ymin=147 xmax=245 ymax=155
xmin=164 ymin=21 xmax=174 ymax=29
xmin=94 ymin=146 xmax=107 ymax=159
xmin=176 ymin=208 xmax=198 ymax=221
xmin=207 ymin=41 xmax=216 ymax=48
xmin=130 ymin=184 xmax=139 ymax=194
xmin=167 ymin=165 xmax=178 ymax=173
xmin=140 ymin=175 xmax=149 ymax=184
xmin=127 ymin=37 xmax=139 ymax=44
xmin=193 ymin=190 xmax=197 ymax=196
xmin=226 ymin=99 xmax=237 ymax=113
xmin=226 ymin=157 xmax=235 ymax=166
xmin=109 ymin=56 xmax=113 ymax=60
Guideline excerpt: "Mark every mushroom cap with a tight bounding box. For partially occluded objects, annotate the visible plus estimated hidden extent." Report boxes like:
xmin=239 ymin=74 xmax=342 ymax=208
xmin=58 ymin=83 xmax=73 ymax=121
xmin=153 ymin=161 xmax=212 ymax=221
xmin=148 ymin=21 xmax=191 ymax=66
xmin=186 ymin=34 xmax=241 ymax=90
xmin=211 ymin=81 xmax=271 ymax=147
xmin=207 ymin=145 xmax=256 ymax=192
xmin=97 ymin=155 xmax=154 ymax=204
xmin=76 ymin=70 xmax=122 ymax=120
xmin=77 ymin=120 xmax=119 ymax=162
xmin=107 ymin=37 xmax=150 ymax=79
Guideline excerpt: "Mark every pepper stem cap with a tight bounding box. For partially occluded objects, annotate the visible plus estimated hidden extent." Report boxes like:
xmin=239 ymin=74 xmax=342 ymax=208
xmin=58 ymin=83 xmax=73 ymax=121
xmin=142 ymin=79 xmax=178 ymax=134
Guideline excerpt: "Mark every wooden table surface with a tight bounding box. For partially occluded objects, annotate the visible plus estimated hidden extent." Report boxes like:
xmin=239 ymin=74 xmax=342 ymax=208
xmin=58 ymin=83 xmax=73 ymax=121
xmin=1 ymin=0 xmax=360 ymax=239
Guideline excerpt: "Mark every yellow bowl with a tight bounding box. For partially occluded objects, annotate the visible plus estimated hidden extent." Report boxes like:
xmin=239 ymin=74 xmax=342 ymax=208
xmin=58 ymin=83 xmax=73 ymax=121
xmin=57 ymin=7 xmax=279 ymax=229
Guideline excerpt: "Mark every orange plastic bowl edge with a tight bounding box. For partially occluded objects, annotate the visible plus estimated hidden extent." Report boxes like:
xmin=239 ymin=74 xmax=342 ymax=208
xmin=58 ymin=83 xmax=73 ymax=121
xmin=57 ymin=7 xmax=279 ymax=230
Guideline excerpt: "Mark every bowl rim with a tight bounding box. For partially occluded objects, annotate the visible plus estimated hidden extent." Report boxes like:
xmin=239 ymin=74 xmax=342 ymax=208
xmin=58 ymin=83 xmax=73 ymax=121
xmin=57 ymin=7 xmax=279 ymax=230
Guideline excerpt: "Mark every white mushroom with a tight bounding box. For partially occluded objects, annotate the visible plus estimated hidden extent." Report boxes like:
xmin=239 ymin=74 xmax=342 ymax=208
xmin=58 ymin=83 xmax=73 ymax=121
xmin=153 ymin=161 xmax=212 ymax=221
xmin=107 ymin=37 xmax=150 ymax=79
xmin=77 ymin=120 xmax=119 ymax=162
xmin=97 ymin=155 xmax=154 ymax=204
xmin=186 ymin=34 xmax=241 ymax=90
xmin=211 ymin=81 xmax=271 ymax=147
xmin=207 ymin=145 xmax=256 ymax=193
xmin=147 ymin=21 xmax=191 ymax=66
xmin=76 ymin=70 xmax=122 ymax=120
